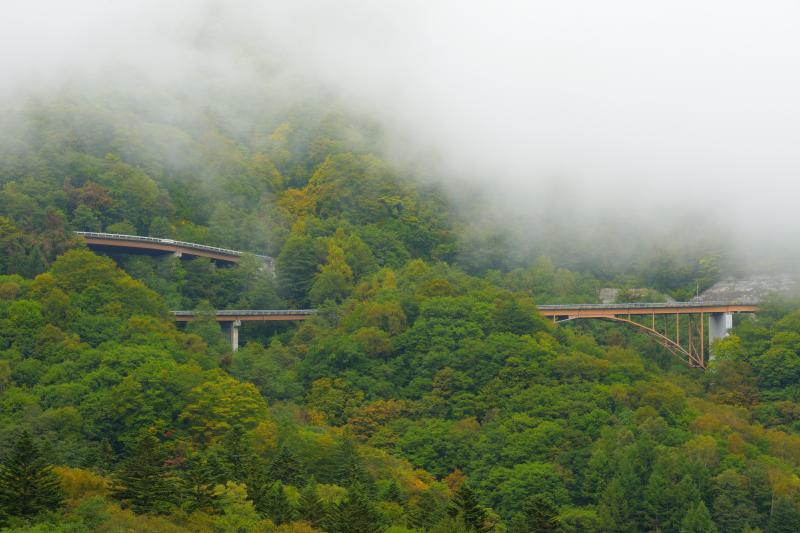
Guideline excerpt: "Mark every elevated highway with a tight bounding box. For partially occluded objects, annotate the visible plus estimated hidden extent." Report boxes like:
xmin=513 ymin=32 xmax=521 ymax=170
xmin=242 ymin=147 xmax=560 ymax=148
xmin=174 ymin=302 xmax=756 ymax=367
xmin=538 ymin=301 xmax=758 ymax=367
xmin=75 ymin=231 xmax=274 ymax=269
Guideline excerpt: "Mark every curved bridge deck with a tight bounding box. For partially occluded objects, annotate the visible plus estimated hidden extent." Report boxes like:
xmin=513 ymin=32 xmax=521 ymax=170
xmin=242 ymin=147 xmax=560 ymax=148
xmin=76 ymin=231 xmax=273 ymax=267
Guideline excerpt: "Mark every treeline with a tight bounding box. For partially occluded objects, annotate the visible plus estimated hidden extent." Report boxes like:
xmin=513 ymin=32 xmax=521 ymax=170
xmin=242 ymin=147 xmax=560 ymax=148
xmin=2 ymin=97 xmax=800 ymax=532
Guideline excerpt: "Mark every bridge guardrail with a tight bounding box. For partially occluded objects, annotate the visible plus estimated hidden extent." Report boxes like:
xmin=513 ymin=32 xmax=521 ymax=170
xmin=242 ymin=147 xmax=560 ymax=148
xmin=75 ymin=231 xmax=273 ymax=262
xmin=172 ymin=309 xmax=317 ymax=317
xmin=536 ymin=301 xmax=759 ymax=310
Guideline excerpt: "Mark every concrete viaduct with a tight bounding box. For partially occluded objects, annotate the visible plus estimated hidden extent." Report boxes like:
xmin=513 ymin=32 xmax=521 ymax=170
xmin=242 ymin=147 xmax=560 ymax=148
xmin=75 ymin=231 xmax=274 ymax=270
xmin=172 ymin=302 xmax=757 ymax=368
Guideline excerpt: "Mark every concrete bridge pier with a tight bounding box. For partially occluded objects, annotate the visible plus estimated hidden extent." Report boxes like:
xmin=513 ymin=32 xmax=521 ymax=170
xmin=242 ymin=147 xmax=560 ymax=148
xmin=708 ymin=312 xmax=733 ymax=357
xmin=223 ymin=320 xmax=241 ymax=352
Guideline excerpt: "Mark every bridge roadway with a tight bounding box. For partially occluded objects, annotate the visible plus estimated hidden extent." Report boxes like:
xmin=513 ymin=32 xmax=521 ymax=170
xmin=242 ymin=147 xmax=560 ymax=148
xmin=173 ymin=302 xmax=757 ymax=367
xmin=75 ymin=231 xmax=274 ymax=268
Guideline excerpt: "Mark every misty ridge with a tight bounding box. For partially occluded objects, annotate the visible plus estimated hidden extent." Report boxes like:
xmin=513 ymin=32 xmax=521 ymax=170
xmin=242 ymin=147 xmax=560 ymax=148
xmin=1 ymin=0 xmax=799 ymax=275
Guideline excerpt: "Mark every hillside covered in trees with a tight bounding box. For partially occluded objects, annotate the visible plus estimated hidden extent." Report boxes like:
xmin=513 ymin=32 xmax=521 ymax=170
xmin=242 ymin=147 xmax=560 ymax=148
xmin=2 ymin=97 xmax=800 ymax=533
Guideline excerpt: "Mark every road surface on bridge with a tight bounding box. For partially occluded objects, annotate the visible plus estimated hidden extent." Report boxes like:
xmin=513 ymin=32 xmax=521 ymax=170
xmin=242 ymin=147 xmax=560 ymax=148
xmin=76 ymin=231 xmax=274 ymax=267
xmin=537 ymin=301 xmax=758 ymax=319
xmin=173 ymin=302 xmax=758 ymax=367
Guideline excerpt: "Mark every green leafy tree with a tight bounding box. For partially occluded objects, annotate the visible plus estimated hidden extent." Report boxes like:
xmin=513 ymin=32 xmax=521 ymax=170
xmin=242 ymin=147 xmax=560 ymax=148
xmin=0 ymin=431 xmax=64 ymax=518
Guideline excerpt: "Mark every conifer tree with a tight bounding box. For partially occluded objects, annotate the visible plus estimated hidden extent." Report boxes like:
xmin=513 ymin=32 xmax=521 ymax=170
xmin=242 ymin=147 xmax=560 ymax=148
xmin=111 ymin=433 xmax=176 ymax=514
xmin=768 ymin=496 xmax=800 ymax=533
xmin=382 ymin=479 xmax=404 ymax=503
xmin=409 ymin=489 xmax=446 ymax=531
xmin=449 ymin=484 xmax=490 ymax=533
xmin=324 ymin=482 xmax=383 ymax=533
xmin=298 ymin=480 xmax=326 ymax=527
xmin=522 ymin=494 xmax=561 ymax=532
xmin=181 ymin=455 xmax=220 ymax=513
xmin=680 ymin=501 xmax=718 ymax=533
xmin=0 ymin=431 xmax=64 ymax=518
xmin=331 ymin=437 xmax=370 ymax=488
xmin=263 ymin=481 xmax=296 ymax=525
xmin=267 ymin=446 xmax=306 ymax=486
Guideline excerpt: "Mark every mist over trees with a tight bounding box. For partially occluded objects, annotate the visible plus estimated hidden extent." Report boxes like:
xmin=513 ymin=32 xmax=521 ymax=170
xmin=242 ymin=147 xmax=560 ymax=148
xmin=1 ymin=2 xmax=800 ymax=532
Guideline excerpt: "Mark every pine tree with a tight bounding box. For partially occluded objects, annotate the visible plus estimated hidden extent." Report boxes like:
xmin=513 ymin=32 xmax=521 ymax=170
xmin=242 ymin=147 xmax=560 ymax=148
xmin=768 ymin=496 xmax=800 ymax=533
xmin=522 ymin=494 xmax=561 ymax=532
xmin=267 ymin=446 xmax=306 ymax=486
xmin=382 ymin=479 xmax=404 ymax=504
xmin=449 ymin=484 xmax=490 ymax=533
xmin=331 ymin=437 xmax=370 ymax=488
xmin=0 ymin=431 xmax=64 ymax=518
xmin=180 ymin=455 xmax=220 ymax=513
xmin=681 ymin=501 xmax=718 ymax=533
xmin=262 ymin=481 xmax=296 ymax=525
xmin=299 ymin=480 xmax=326 ymax=527
xmin=324 ymin=482 xmax=383 ymax=533
xmin=111 ymin=433 xmax=176 ymax=514
xmin=408 ymin=489 xmax=446 ymax=531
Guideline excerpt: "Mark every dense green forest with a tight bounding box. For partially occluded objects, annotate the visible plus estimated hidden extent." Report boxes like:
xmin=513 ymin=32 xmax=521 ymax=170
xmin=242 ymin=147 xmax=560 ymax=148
xmin=2 ymin=97 xmax=800 ymax=532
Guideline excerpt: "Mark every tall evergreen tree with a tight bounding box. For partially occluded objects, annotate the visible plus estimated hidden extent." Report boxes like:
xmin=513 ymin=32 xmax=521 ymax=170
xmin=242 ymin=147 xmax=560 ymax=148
xmin=0 ymin=431 xmax=64 ymax=518
xmin=408 ymin=489 xmax=446 ymax=531
xmin=449 ymin=484 xmax=490 ymax=533
xmin=298 ymin=480 xmax=326 ymax=527
xmin=681 ymin=501 xmax=718 ymax=533
xmin=324 ymin=482 xmax=383 ymax=533
xmin=331 ymin=437 xmax=370 ymax=488
xmin=522 ymin=494 xmax=561 ymax=532
xmin=261 ymin=481 xmax=296 ymax=525
xmin=267 ymin=446 xmax=306 ymax=486
xmin=111 ymin=433 xmax=176 ymax=514
xmin=768 ymin=497 xmax=800 ymax=533
xmin=180 ymin=454 xmax=220 ymax=513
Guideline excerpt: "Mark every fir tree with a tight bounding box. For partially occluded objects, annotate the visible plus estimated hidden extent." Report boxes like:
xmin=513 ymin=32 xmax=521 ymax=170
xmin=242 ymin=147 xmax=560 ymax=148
xmin=522 ymin=494 xmax=561 ymax=532
xmin=768 ymin=496 xmax=800 ymax=533
xmin=449 ymin=484 xmax=490 ymax=533
xmin=180 ymin=455 xmax=220 ymax=513
xmin=324 ymin=482 xmax=383 ymax=533
xmin=110 ymin=433 xmax=176 ymax=514
xmin=0 ymin=431 xmax=64 ymax=518
xmin=408 ymin=489 xmax=446 ymax=531
xmin=382 ymin=479 xmax=404 ymax=504
xmin=267 ymin=446 xmax=306 ymax=486
xmin=299 ymin=480 xmax=326 ymax=527
xmin=331 ymin=437 xmax=370 ymax=488
xmin=681 ymin=501 xmax=718 ymax=533
xmin=263 ymin=481 xmax=296 ymax=525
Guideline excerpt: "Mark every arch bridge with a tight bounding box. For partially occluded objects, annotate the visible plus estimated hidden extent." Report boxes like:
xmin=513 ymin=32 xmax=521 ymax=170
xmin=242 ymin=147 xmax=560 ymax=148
xmin=172 ymin=303 xmax=757 ymax=367
xmin=537 ymin=302 xmax=758 ymax=368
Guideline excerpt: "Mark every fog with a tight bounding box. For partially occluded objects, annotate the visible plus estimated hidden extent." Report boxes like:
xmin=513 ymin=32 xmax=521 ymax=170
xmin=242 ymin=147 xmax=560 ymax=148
xmin=2 ymin=1 xmax=800 ymax=271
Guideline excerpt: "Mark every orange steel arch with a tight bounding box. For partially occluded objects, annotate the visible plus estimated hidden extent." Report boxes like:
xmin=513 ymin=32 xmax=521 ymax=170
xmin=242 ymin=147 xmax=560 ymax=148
xmin=557 ymin=315 xmax=706 ymax=368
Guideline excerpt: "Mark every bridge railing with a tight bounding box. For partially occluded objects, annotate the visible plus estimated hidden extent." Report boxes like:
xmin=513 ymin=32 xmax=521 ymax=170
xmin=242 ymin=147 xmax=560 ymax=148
xmin=75 ymin=231 xmax=272 ymax=262
xmin=172 ymin=309 xmax=317 ymax=317
xmin=536 ymin=301 xmax=759 ymax=311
